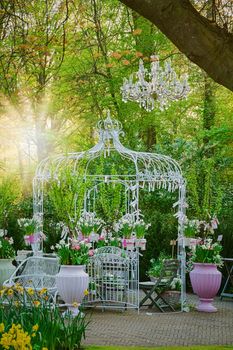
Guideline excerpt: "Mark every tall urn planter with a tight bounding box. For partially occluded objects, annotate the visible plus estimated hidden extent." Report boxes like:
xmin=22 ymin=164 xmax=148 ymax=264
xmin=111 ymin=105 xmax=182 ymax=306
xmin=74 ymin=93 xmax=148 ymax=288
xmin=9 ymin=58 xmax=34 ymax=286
xmin=190 ymin=263 xmax=222 ymax=312
xmin=56 ymin=265 xmax=89 ymax=315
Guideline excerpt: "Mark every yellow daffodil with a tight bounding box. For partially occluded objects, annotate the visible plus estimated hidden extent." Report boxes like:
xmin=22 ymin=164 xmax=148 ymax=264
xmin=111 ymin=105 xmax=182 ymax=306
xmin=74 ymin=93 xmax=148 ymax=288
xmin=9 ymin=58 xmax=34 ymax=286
xmin=18 ymin=286 xmax=24 ymax=294
xmin=14 ymin=284 xmax=24 ymax=294
xmin=7 ymin=289 xmax=13 ymax=296
xmin=39 ymin=287 xmax=47 ymax=295
xmin=14 ymin=282 xmax=21 ymax=288
xmin=0 ymin=323 xmax=32 ymax=349
xmin=84 ymin=289 xmax=89 ymax=296
xmin=27 ymin=287 xmax=34 ymax=295
xmin=72 ymin=302 xmax=79 ymax=308
xmin=14 ymin=301 xmax=20 ymax=308
xmin=32 ymin=324 xmax=39 ymax=332
xmin=0 ymin=323 xmax=4 ymax=333
xmin=33 ymin=300 xmax=40 ymax=307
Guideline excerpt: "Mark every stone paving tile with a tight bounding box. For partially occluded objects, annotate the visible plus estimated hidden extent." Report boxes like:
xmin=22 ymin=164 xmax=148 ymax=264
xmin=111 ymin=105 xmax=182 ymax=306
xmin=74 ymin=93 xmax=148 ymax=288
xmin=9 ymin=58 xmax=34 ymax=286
xmin=84 ymin=295 xmax=233 ymax=347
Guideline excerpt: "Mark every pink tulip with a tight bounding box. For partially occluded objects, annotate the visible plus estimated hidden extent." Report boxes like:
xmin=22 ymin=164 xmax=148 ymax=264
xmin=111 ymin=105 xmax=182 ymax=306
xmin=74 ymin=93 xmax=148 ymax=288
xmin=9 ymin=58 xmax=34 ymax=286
xmin=88 ymin=250 xmax=94 ymax=256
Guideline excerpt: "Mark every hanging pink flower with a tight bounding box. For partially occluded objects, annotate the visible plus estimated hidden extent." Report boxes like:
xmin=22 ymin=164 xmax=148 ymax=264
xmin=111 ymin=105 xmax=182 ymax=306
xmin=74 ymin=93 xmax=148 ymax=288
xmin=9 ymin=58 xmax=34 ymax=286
xmin=88 ymin=250 xmax=94 ymax=257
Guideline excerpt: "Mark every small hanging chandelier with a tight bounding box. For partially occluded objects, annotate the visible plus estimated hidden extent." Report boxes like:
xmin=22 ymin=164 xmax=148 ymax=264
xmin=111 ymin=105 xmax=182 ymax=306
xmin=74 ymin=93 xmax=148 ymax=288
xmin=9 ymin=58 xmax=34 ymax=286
xmin=121 ymin=55 xmax=190 ymax=112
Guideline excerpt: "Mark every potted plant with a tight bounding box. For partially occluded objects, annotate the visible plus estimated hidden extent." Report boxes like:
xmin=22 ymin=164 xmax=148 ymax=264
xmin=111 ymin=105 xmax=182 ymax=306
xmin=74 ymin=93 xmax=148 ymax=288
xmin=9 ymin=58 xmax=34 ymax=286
xmin=114 ymin=213 xmax=135 ymax=250
xmin=134 ymin=217 xmax=150 ymax=250
xmin=76 ymin=210 xmax=104 ymax=241
xmin=55 ymin=238 xmax=91 ymax=315
xmin=0 ymin=230 xmax=15 ymax=286
xmin=184 ymin=215 xmax=219 ymax=247
xmin=147 ymin=253 xmax=171 ymax=282
xmin=161 ymin=276 xmax=181 ymax=308
xmin=17 ymin=218 xmax=43 ymax=254
xmin=189 ymin=238 xmax=223 ymax=312
xmin=183 ymin=219 xmax=199 ymax=247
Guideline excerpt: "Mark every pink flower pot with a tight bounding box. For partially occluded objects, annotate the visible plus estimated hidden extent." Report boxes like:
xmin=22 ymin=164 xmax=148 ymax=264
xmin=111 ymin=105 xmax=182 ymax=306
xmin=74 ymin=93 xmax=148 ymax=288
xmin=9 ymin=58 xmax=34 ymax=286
xmin=190 ymin=263 xmax=222 ymax=312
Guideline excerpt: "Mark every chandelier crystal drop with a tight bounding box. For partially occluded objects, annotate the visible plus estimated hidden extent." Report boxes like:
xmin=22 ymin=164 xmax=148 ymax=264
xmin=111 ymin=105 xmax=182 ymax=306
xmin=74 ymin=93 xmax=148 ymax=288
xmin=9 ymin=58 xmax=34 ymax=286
xmin=121 ymin=55 xmax=190 ymax=112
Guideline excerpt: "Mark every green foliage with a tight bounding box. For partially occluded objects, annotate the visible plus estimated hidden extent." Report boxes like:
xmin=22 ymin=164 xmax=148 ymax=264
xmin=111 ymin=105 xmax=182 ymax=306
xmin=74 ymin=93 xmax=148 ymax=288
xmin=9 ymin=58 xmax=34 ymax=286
xmin=0 ymin=178 xmax=21 ymax=230
xmin=191 ymin=240 xmax=223 ymax=265
xmin=93 ymin=157 xmax=128 ymax=224
xmin=0 ymin=234 xmax=15 ymax=259
xmin=48 ymin=166 xmax=89 ymax=232
xmin=139 ymin=190 xmax=178 ymax=280
xmin=147 ymin=252 xmax=171 ymax=278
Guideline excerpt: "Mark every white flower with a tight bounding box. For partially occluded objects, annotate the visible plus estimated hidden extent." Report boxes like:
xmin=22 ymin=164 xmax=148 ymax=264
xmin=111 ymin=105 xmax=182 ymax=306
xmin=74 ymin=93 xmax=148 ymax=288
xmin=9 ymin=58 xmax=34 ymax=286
xmin=8 ymin=237 xmax=14 ymax=245
xmin=0 ymin=230 xmax=4 ymax=237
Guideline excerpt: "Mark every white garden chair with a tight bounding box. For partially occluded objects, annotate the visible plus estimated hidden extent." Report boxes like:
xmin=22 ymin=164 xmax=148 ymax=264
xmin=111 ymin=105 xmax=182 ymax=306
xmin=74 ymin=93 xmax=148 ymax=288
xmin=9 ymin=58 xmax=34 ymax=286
xmin=3 ymin=255 xmax=60 ymax=302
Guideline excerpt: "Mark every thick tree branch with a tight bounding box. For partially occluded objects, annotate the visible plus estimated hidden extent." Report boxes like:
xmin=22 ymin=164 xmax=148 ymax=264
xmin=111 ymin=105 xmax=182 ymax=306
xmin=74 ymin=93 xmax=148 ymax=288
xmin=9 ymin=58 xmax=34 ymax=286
xmin=119 ymin=0 xmax=233 ymax=91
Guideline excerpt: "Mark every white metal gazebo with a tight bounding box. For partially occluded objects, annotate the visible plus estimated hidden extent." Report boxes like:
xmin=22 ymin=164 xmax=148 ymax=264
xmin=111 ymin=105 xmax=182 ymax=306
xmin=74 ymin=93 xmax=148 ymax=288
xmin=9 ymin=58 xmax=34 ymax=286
xmin=33 ymin=112 xmax=187 ymax=310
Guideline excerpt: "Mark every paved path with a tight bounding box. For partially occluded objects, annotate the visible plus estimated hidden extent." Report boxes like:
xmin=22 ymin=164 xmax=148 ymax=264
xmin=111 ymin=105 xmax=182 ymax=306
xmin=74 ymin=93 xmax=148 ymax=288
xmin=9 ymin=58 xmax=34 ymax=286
xmin=84 ymin=295 xmax=233 ymax=347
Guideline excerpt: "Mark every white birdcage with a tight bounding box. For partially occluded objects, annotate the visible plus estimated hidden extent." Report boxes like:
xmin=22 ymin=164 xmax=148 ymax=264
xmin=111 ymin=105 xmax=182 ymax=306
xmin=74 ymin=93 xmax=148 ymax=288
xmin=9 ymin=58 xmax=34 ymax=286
xmin=33 ymin=111 xmax=187 ymax=310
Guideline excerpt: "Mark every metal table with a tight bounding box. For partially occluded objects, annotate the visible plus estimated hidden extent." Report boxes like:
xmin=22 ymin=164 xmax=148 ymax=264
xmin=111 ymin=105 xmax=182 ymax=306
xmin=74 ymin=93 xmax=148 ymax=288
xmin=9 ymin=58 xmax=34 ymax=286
xmin=220 ymin=258 xmax=233 ymax=300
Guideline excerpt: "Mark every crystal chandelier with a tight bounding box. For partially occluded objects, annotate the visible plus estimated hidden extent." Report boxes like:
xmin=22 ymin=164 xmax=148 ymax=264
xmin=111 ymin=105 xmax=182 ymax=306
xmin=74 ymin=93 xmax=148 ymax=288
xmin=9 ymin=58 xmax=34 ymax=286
xmin=121 ymin=55 xmax=190 ymax=112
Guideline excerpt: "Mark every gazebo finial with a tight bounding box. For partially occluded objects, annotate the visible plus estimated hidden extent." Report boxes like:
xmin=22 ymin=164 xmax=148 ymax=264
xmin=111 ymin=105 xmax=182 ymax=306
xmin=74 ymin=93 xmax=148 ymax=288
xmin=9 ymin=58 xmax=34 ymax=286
xmin=97 ymin=111 xmax=124 ymax=140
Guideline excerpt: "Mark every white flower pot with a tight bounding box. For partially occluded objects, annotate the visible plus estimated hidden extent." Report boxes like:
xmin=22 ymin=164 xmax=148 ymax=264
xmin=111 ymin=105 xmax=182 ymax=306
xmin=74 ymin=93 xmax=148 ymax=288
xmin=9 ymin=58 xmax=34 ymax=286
xmin=0 ymin=259 xmax=15 ymax=286
xmin=31 ymin=242 xmax=41 ymax=254
xmin=135 ymin=238 xmax=147 ymax=250
xmin=56 ymin=265 xmax=89 ymax=315
xmin=184 ymin=237 xmax=199 ymax=247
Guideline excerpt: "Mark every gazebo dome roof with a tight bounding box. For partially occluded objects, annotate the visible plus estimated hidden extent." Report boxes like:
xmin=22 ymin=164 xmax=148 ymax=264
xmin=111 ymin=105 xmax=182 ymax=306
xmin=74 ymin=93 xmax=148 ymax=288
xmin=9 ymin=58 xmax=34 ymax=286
xmin=35 ymin=112 xmax=184 ymax=192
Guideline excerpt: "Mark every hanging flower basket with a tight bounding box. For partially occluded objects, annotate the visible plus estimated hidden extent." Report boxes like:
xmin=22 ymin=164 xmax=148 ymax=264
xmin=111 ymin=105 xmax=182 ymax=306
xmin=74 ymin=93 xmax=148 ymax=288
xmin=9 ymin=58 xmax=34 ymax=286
xmin=135 ymin=238 xmax=147 ymax=250
xmin=122 ymin=238 xmax=135 ymax=250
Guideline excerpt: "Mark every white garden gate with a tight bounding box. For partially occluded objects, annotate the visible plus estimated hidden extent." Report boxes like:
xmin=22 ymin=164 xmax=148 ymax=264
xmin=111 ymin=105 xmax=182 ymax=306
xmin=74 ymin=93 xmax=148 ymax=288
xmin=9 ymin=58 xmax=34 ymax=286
xmin=84 ymin=246 xmax=139 ymax=310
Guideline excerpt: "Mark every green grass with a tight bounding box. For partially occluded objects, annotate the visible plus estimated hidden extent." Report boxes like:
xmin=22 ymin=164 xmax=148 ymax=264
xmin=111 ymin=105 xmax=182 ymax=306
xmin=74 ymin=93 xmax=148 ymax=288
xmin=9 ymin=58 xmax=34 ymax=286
xmin=86 ymin=346 xmax=233 ymax=350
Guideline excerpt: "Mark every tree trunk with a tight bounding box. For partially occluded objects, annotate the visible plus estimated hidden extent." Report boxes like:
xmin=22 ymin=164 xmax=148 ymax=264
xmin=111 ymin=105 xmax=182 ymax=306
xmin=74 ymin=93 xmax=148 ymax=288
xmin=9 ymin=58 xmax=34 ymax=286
xmin=119 ymin=0 xmax=233 ymax=92
xmin=203 ymin=75 xmax=215 ymax=132
xmin=146 ymin=125 xmax=157 ymax=150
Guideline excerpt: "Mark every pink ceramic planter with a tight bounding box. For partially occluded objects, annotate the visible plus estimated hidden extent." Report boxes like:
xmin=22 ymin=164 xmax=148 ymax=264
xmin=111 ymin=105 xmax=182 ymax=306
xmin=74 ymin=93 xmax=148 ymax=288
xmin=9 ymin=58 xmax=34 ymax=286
xmin=190 ymin=263 xmax=222 ymax=312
